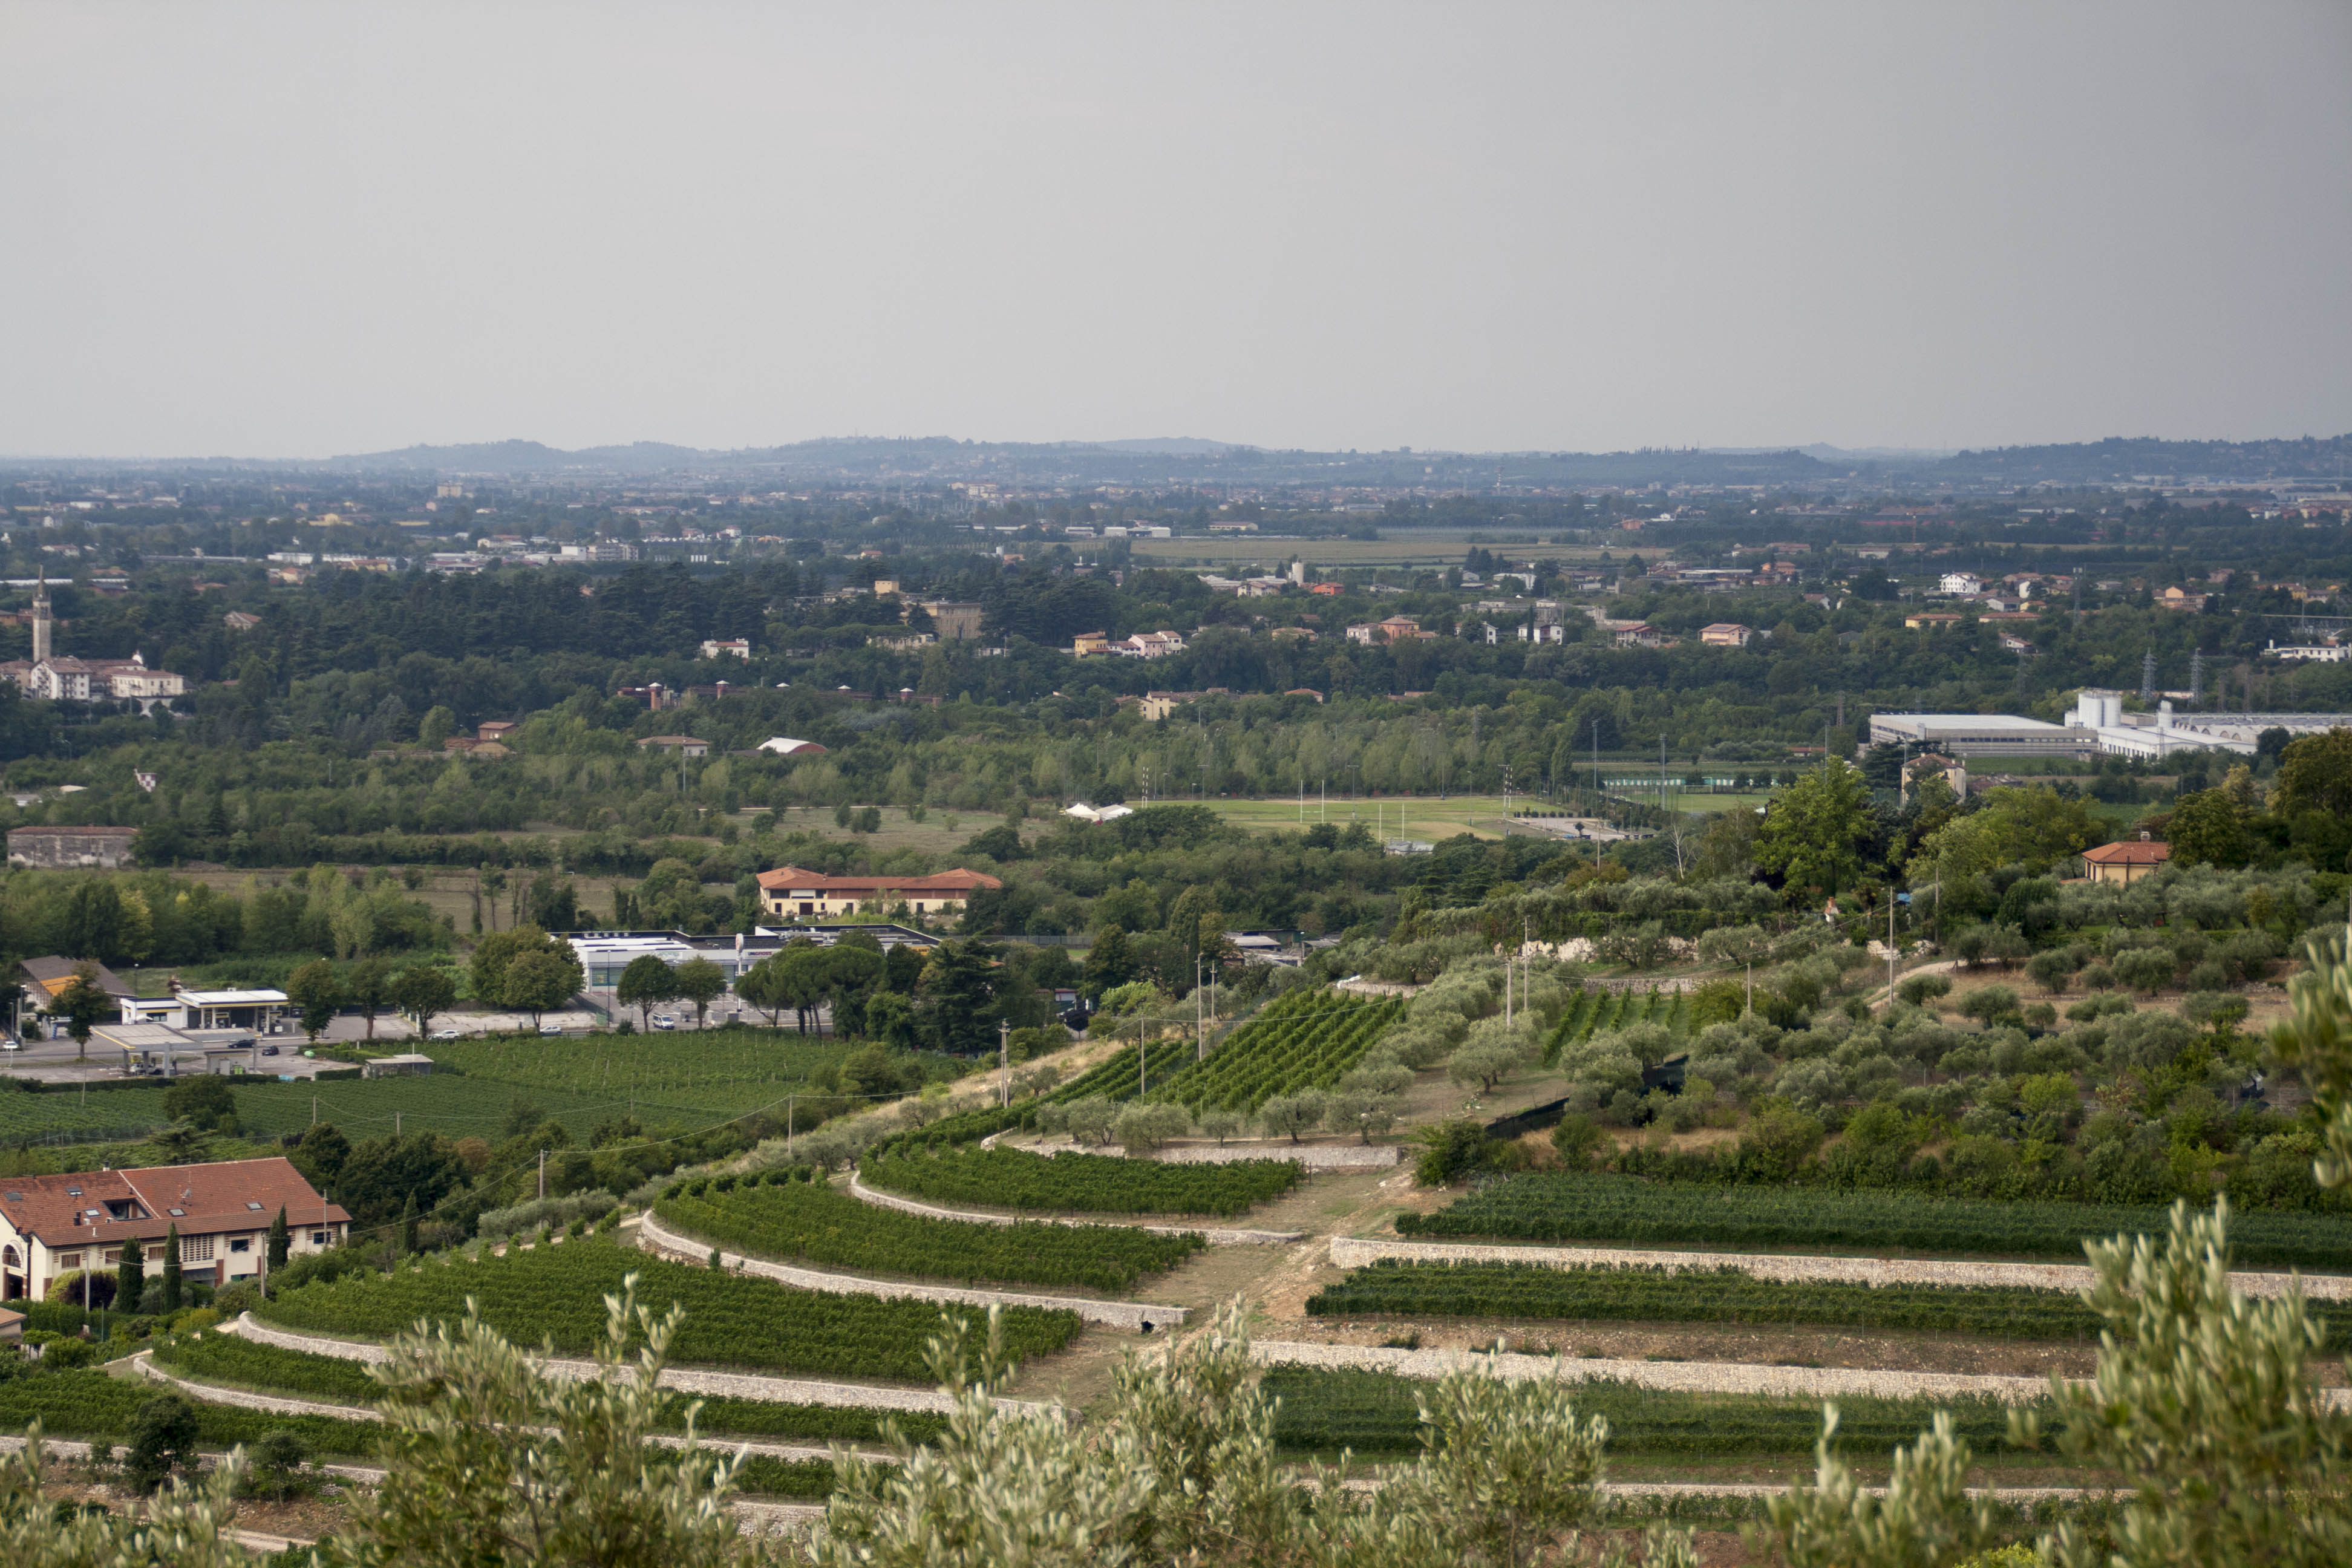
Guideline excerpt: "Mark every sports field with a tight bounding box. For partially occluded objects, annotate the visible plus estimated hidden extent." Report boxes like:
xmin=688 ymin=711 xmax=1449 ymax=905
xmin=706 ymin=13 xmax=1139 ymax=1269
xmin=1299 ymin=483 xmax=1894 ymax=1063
xmin=1210 ymin=796 xmax=1547 ymax=841
xmin=1209 ymin=789 xmax=1780 ymax=842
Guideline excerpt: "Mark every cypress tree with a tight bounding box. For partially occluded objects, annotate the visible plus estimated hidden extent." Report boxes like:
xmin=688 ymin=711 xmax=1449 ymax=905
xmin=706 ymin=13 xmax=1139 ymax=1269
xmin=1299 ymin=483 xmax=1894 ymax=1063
xmin=266 ymin=1206 xmax=290 ymax=1271
xmin=399 ymin=1194 xmax=419 ymax=1257
xmin=160 ymin=1224 xmax=183 ymax=1313
xmin=116 ymin=1242 xmax=145 ymax=1316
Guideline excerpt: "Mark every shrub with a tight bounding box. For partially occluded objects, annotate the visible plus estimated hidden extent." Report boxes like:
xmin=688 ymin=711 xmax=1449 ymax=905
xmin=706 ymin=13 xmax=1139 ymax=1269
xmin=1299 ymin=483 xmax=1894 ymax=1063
xmin=1896 ymin=973 xmax=1952 ymax=1007
xmin=1955 ymin=985 xmax=2020 ymax=1026
xmin=1112 ymin=1102 xmax=1191 ymax=1155
xmin=475 ymin=1191 xmax=618 ymax=1242
xmin=1197 ymin=1108 xmax=1245 ymax=1145
xmin=2112 ymin=947 xmax=2178 ymax=995
xmin=1258 ymin=1092 xmax=1326 ymax=1145
xmin=1550 ymin=1113 xmax=1607 ymax=1171
xmin=2026 ymin=950 xmax=2075 ymax=995
xmin=1413 ymin=1120 xmax=1509 ymax=1187
xmin=1446 ymin=1042 xmax=1523 ymax=1094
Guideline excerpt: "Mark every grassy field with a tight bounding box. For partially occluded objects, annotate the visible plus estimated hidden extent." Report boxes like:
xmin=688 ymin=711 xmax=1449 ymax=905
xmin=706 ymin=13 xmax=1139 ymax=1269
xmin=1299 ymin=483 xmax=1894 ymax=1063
xmin=1210 ymin=796 xmax=1544 ymax=841
xmin=1206 ymin=792 xmax=1779 ymax=841
xmin=0 ymin=1027 xmax=893 ymax=1152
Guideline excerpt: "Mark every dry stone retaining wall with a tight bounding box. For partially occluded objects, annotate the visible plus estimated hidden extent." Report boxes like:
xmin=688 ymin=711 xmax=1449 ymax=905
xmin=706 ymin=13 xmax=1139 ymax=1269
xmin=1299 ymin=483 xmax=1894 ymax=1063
xmin=132 ymin=1354 xmax=849 ymax=1463
xmin=231 ymin=1312 xmax=1048 ymax=1417
xmin=1327 ymin=1237 xmax=2352 ymax=1301
xmin=847 ymin=1171 xmax=1302 ymax=1246
xmin=1257 ymin=1338 xmax=2352 ymax=1411
xmin=1249 ymin=1339 xmax=2060 ymax=1405
xmin=1148 ymin=1143 xmax=1401 ymax=1170
xmin=636 ymin=1210 xmax=1189 ymax=1331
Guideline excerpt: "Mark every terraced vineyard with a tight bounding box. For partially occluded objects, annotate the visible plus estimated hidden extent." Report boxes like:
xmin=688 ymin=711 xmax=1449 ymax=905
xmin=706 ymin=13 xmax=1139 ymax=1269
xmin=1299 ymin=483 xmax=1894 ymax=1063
xmin=152 ymin=1330 xmax=950 ymax=1445
xmin=0 ymin=1365 xmax=387 ymax=1459
xmin=1264 ymin=1365 xmax=2041 ymax=1459
xmin=0 ymin=1082 xmax=178 ymax=1146
xmin=1305 ymin=1259 xmax=2352 ymax=1348
xmin=256 ymin=1234 xmax=1082 ymax=1377
xmin=861 ymin=1145 xmax=1301 ymax=1218
xmin=1153 ymin=991 xmax=1406 ymax=1112
xmin=1543 ymin=987 xmax=1687 ymax=1067
xmin=655 ymin=1167 xmax=1203 ymax=1292
xmin=1395 ymin=1172 xmax=2352 ymax=1269
xmin=232 ymin=1075 xmax=716 ymax=1143
xmin=416 ymin=1028 xmax=914 ymax=1116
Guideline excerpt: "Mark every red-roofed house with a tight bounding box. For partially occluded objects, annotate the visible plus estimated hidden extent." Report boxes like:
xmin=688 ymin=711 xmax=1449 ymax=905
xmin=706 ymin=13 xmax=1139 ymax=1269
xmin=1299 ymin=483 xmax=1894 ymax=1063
xmin=0 ymin=1157 xmax=348 ymax=1302
xmin=2081 ymin=838 xmax=2170 ymax=886
xmin=755 ymin=866 xmax=1003 ymax=921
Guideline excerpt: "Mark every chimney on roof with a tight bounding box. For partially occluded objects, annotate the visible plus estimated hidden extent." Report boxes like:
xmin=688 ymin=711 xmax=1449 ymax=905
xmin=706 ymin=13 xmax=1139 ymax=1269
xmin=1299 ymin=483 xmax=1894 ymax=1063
xmin=2139 ymin=830 xmax=2151 ymax=842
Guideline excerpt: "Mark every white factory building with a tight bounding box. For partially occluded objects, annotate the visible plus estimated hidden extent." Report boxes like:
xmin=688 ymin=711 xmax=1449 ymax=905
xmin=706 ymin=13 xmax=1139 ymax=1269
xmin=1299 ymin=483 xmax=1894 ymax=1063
xmin=1872 ymin=693 xmax=2352 ymax=764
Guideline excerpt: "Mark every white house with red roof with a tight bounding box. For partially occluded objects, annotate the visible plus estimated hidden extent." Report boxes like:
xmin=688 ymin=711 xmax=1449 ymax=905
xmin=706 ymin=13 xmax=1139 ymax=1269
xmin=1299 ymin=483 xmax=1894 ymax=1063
xmin=0 ymin=1157 xmax=348 ymax=1303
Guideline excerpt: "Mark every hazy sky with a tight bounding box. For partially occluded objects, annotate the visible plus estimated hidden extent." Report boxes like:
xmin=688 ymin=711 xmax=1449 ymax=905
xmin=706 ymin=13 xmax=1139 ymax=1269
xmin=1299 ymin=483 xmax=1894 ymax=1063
xmin=5 ymin=2 xmax=2348 ymax=459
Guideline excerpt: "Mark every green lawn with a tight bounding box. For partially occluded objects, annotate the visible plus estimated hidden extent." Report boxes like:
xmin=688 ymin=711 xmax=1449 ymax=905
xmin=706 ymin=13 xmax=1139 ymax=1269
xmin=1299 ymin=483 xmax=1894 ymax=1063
xmin=1207 ymin=792 xmax=1778 ymax=841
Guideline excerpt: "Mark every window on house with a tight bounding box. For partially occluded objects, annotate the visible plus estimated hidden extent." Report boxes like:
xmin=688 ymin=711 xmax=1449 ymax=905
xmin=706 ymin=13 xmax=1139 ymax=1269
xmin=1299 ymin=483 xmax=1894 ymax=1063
xmin=229 ymin=1238 xmax=251 ymax=1253
xmin=309 ymin=1231 xmax=328 ymax=1246
xmin=181 ymin=1234 xmax=215 ymax=1263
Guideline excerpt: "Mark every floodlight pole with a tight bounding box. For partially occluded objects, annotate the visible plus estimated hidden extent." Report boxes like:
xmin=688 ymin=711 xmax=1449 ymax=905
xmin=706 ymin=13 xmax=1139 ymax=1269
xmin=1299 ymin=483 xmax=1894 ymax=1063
xmin=999 ymin=1019 xmax=1010 ymax=1107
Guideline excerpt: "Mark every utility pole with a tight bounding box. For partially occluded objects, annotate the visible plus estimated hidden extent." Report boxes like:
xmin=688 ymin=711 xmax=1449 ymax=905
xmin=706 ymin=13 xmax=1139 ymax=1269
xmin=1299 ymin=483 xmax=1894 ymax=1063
xmin=787 ymin=1094 xmax=795 ymax=1158
xmin=1196 ymin=955 xmax=1205 ymax=1063
xmin=999 ymin=1019 xmax=1011 ymax=1107
xmin=1888 ymin=884 xmax=1898 ymax=1007
xmin=537 ymin=1148 xmax=546 ymax=1201
xmin=1137 ymin=1019 xmax=1148 ymax=1098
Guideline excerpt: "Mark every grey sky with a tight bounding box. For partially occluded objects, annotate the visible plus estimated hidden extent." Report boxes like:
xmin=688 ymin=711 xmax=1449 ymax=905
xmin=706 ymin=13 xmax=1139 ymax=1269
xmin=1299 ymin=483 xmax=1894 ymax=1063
xmin=5 ymin=2 xmax=2347 ymax=460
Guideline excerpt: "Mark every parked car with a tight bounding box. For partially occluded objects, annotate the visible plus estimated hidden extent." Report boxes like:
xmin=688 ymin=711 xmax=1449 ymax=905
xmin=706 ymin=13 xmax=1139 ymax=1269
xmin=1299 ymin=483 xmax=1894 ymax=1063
xmin=430 ymin=1028 xmax=460 ymax=1041
xmin=538 ymin=1023 xmax=564 ymax=1036
xmin=651 ymin=1014 xmax=678 ymax=1031
xmin=261 ymin=1044 xmax=279 ymax=1057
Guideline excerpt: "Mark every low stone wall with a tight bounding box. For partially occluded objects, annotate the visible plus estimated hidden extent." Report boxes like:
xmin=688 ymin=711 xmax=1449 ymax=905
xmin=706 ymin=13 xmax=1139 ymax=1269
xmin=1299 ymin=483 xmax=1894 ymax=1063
xmin=1149 ymin=1143 xmax=1401 ymax=1171
xmin=232 ymin=1312 xmax=1051 ymax=1418
xmin=135 ymin=1353 xmax=850 ymax=1463
xmin=636 ymin=1210 xmax=1190 ymax=1332
xmin=135 ymin=1353 xmax=373 ymax=1421
xmin=1325 ymin=1237 xmax=2352 ymax=1302
xmin=1253 ymin=1337 xmax=2352 ymax=1413
xmin=848 ymin=1171 xmax=1303 ymax=1246
xmin=1252 ymin=1339 xmax=2056 ymax=1405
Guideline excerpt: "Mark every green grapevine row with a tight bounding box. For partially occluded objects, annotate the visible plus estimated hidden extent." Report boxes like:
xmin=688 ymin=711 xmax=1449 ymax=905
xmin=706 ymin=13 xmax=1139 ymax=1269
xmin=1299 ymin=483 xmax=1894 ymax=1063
xmin=655 ymin=1167 xmax=1203 ymax=1292
xmin=0 ymin=1363 xmax=837 ymax=1498
xmin=1263 ymin=1366 xmax=2043 ymax=1459
xmin=1151 ymin=993 xmax=1406 ymax=1112
xmin=861 ymin=1145 xmax=1301 ymax=1218
xmin=1303 ymin=1259 xmax=2352 ymax=1347
xmin=151 ymin=1330 xmax=951 ymax=1444
xmin=1542 ymin=987 xmax=1682 ymax=1068
xmin=1395 ymin=1172 xmax=2352 ymax=1269
xmin=0 ymin=1366 xmax=387 ymax=1459
xmin=257 ymin=1233 xmax=1082 ymax=1379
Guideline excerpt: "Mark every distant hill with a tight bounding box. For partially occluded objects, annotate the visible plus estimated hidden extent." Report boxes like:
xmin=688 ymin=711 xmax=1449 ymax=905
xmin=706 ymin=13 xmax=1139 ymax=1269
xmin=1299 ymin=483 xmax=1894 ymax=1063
xmin=313 ymin=437 xmax=1834 ymax=488
xmin=1090 ymin=437 xmax=1252 ymax=454
xmin=1932 ymin=435 xmax=2352 ymax=483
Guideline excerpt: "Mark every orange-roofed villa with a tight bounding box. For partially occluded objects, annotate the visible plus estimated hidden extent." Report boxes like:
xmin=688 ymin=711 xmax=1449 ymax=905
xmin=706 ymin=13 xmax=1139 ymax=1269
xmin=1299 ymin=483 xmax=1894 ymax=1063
xmin=755 ymin=866 xmax=1002 ymax=921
